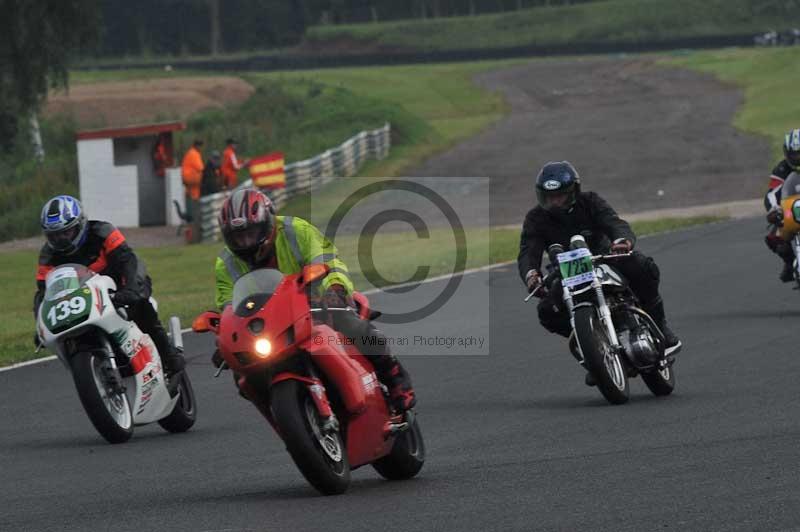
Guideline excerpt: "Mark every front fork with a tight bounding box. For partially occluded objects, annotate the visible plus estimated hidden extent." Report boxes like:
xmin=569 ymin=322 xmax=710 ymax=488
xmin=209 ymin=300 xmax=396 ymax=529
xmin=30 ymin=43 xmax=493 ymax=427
xmin=793 ymin=235 xmax=800 ymax=282
xmin=267 ymin=370 xmax=339 ymax=432
xmin=563 ymin=278 xmax=621 ymax=348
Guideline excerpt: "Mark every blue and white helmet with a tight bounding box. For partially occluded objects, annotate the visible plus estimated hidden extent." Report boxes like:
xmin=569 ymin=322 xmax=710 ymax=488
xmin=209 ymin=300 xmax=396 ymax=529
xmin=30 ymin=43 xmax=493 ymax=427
xmin=784 ymin=129 xmax=800 ymax=169
xmin=40 ymin=195 xmax=88 ymax=254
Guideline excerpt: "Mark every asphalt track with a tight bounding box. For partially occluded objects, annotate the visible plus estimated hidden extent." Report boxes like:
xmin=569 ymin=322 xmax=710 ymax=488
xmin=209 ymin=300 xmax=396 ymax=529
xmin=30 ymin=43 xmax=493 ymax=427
xmin=4 ymin=217 xmax=800 ymax=532
xmin=411 ymin=57 xmax=769 ymax=226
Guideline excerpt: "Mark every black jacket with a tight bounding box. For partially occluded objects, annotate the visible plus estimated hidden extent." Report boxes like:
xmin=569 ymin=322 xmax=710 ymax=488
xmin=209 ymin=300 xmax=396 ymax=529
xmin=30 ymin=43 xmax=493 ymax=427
xmin=34 ymin=221 xmax=147 ymax=314
xmin=517 ymin=191 xmax=636 ymax=281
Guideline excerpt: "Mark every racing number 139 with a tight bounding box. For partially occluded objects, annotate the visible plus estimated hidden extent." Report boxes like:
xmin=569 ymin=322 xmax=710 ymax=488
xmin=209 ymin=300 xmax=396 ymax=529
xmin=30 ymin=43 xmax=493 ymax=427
xmin=47 ymin=297 xmax=87 ymax=326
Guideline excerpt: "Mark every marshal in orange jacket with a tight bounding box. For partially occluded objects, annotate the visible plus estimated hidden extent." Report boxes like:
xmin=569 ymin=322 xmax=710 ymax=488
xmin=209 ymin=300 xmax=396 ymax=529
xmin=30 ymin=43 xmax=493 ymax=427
xmin=181 ymin=145 xmax=204 ymax=200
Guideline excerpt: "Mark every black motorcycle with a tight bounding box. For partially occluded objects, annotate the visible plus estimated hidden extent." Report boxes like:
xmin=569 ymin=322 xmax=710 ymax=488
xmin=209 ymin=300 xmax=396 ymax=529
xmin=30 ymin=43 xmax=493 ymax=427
xmin=526 ymin=235 xmax=679 ymax=404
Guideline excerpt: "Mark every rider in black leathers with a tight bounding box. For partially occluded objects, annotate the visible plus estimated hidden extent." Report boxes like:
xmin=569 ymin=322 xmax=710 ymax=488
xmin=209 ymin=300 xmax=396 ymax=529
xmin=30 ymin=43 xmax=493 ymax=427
xmin=518 ymin=162 xmax=682 ymax=358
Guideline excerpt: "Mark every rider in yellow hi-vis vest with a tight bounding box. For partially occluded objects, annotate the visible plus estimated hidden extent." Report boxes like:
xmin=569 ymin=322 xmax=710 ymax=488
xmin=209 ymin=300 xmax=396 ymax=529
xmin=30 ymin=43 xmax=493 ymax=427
xmin=214 ymin=188 xmax=416 ymax=411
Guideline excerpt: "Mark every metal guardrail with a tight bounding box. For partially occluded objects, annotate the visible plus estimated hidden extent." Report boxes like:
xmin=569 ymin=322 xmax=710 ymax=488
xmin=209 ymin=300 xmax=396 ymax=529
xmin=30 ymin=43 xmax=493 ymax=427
xmin=197 ymin=123 xmax=391 ymax=242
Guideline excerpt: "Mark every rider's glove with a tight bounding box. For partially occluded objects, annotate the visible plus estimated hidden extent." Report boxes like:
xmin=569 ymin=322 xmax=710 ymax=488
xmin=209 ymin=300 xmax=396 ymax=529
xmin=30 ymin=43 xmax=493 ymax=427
xmin=767 ymin=208 xmax=784 ymax=226
xmin=611 ymin=238 xmax=633 ymax=254
xmin=113 ymin=288 xmax=141 ymax=307
xmin=322 ymin=284 xmax=351 ymax=309
xmin=525 ymin=269 xmax=542 ymax=292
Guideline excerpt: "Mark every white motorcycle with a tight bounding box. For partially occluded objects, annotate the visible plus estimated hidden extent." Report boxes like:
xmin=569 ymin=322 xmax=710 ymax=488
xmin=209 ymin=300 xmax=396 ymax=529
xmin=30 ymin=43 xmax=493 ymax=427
xmin=36 ymin=264 xmax=196 ymax=443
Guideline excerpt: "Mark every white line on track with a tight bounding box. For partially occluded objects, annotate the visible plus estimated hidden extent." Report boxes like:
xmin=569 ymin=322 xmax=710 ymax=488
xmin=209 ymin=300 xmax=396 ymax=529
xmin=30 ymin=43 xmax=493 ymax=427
xmin=1 ymin=220 xmax=721 ymax=375
xmin=1 ymin=261 xmax=516 ymax=374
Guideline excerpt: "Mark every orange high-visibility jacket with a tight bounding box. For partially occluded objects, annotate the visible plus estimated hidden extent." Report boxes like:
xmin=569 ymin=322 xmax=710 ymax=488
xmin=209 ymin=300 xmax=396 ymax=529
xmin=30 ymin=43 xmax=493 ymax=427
xmin=221 ymin=146 xmax=244 ymax=189
xmin=181 ymin=146 xmax=204 ymax=199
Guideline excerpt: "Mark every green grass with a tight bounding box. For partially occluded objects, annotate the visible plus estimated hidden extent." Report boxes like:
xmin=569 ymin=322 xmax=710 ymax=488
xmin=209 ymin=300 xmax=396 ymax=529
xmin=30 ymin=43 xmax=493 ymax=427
xmin=257 ymin=60 xmax=515 ymax=221
xmin=1 ymin=215 xmax=721 ymax=367
xmin=180 ymin=77 xmax=421 ymax=165
xmin=307 ymin=0 xmax=798 ymax=52
xmin=69 ymin=68 xmax=212 ymax=85
xmin=666 ymin=46 xmax=800 ymax=160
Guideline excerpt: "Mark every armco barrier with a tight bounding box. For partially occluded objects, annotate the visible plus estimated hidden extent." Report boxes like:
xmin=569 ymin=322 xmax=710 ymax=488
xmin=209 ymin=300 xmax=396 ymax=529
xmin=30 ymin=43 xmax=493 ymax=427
xmin=197 ymin=123 xmax=390 ymax=242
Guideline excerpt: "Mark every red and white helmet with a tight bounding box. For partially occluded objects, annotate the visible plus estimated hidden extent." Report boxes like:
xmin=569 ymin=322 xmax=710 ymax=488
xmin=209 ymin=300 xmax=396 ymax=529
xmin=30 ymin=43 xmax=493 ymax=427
xmin=218 ymin=188 xmax=276 ymax=262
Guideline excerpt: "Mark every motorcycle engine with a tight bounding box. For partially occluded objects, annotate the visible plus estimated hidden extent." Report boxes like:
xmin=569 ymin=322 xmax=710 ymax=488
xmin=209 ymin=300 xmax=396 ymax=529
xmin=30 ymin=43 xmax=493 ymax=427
xmin=622 ymin=325 xmax=659 ymax=367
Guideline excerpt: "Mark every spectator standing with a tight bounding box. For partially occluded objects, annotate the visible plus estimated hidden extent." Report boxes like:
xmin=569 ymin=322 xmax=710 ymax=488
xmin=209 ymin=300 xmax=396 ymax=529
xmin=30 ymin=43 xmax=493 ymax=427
xmin=201 ymin=150 xmax=223 ymax=196
xmin=221 ymin=138 xmax=249 ymax=190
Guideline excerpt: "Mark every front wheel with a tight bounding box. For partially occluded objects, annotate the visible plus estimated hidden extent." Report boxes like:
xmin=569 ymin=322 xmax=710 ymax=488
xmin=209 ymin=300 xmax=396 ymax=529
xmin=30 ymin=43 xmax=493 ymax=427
xmin=158 ymin=371 xmax=197 ymax=433
xmin=372 ymin=414 xmax=425 ymax=480
xmin=71 ymin=352 xmax=133 ymax=444
xmin=271 ymin=380 xmax=350 ymax=495
xmin=641 ymin=363 xmax=676 ymax=397
xmin=574 ymin=306 xmax=629 ymax=405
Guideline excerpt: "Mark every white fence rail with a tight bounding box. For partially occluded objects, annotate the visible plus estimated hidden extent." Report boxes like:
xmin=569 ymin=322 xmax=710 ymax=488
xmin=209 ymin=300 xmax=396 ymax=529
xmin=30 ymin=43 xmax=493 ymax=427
xmin=197 ymin=123 xmax=390 ymax=242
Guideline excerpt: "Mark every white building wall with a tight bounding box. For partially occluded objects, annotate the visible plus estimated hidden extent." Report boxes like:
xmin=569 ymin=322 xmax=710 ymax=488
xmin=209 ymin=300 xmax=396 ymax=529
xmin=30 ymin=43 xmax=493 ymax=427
xmin=165 ymin=167 xmax=185 ymax=226
xmin=77 ymin=138 xmax=139 ymax=227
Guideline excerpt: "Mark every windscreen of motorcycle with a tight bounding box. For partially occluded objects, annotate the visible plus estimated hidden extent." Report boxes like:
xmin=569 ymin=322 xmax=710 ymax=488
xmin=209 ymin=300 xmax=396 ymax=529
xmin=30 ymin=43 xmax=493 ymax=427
xmin=41 ymin=265 xmax=95 ymax=333
xmin=781 ymin=172 xmax=800 ymax=199
xmin=232 ymin=268 xmax=284 ymax=317
xmin=44 ymin=264 xmax=94 ymax=301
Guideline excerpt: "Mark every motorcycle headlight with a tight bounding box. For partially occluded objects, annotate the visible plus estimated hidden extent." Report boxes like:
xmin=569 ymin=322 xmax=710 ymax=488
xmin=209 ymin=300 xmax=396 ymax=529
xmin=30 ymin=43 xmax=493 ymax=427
xmin=254 ymin=338 xmax=271 ymax=357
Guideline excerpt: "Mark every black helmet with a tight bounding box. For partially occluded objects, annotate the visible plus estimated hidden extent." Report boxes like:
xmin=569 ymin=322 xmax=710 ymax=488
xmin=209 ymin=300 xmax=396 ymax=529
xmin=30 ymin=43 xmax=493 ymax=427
xmin=535 ymin=161 xmax=581 ymax=213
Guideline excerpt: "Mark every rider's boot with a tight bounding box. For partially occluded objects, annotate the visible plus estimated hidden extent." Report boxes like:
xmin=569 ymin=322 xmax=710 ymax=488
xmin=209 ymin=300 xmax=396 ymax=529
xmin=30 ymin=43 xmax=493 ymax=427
xmin=780 ymin=258 xmax=795 ymax=283
xmin=150 ymin=322 xmax=186 ymax=374
xmin=375 ymin=356 xmax=416 ymax=412
xmin=644 ymin=297 xmax=681 ymax=356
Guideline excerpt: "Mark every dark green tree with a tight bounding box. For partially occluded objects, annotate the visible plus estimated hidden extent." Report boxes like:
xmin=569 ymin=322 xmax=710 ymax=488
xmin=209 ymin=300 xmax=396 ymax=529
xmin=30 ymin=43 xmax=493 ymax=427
xmin=0 ymin=0 xmax=99 ymax=154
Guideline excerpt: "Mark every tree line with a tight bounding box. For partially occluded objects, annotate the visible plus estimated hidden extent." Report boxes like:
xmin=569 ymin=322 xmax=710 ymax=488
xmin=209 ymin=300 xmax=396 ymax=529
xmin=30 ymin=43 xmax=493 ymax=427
xmin=0 ymin=0 xmax=595 ymax=155
xmin=98 ymin=0 xmax=596 ymax=57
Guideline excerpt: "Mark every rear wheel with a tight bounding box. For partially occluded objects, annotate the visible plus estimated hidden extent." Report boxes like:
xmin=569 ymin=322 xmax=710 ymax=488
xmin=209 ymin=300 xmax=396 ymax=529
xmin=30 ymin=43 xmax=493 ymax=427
xmin=158 ymin=371 xmax=197 ymax=433
xmin=574 ymin=306 xmax=629 ymax=405
xmin=641 ymin=363 xmax=676 ymax=396
xmin=373 ymin=414 xmax=425 ymax=480
xmin=71 ymin=352 xmax=133 ymax=444
xmin=271 ymin=379 xmax=350 ymax=495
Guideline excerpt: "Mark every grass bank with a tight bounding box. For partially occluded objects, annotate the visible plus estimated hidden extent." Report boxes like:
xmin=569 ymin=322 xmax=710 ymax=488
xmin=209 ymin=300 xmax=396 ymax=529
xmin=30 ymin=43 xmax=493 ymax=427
xmin=257 ymin=60 xmax=514 ymax=222
xmin=2 ymin=215 xmax=720 ymax=367
xmin=307 ymin=0 xmax=796 ymax=52
xmin=667 ymin=46 xmax=800 ymax=160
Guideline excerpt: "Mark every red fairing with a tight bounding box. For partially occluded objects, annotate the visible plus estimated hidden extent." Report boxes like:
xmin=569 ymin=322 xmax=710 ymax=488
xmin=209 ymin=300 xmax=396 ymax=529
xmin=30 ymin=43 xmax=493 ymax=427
xmin=299 ymin=330 xmax=394 ymax=466
xmin=299 ymin=327 xmax=368 ymax=414
xmin=201 ymin=267 xmax=399 ymax=472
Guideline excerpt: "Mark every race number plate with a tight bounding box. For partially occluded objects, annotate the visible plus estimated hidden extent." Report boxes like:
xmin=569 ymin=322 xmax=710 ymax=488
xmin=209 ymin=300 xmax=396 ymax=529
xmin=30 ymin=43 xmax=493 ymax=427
xmin=557 ymin=248 xmax=595 ymax=288
xmin=41 ymin=290 xmax=92 ymax=333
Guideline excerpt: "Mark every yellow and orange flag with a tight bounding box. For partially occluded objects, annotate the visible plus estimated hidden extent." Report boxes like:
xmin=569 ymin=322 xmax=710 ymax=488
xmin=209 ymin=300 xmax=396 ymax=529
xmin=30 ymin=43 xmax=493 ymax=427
xmin=249 ymin=152 xmax=285 ymax=190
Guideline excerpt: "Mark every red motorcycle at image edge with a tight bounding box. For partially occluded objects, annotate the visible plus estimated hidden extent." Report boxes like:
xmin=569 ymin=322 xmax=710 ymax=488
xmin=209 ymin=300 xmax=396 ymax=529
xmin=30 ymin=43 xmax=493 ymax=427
xmin=192 ymin=264 xmax=424 ymax=495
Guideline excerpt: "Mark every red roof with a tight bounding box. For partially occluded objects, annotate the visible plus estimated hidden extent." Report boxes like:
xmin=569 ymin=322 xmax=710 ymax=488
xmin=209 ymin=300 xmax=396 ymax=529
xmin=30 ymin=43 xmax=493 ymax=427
xmin=76 ymin=121 xmax=186 ymax=141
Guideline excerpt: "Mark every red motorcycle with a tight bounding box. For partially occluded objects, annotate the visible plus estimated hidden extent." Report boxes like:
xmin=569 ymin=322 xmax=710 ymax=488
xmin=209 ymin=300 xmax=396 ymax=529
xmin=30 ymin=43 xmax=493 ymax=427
xmin=192 ymin=264 xmax=424 ymax=495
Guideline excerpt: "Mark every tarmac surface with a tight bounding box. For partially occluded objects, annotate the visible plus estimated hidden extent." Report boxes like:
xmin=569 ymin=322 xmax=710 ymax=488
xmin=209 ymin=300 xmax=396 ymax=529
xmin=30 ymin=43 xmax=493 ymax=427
xmin=4 ymin=218 xmax=800 ymax=532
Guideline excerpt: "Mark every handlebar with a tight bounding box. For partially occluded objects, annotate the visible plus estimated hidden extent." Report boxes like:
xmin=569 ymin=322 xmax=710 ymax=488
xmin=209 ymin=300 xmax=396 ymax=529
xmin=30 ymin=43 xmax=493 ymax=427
xmin=523 ymin=251 xmax=633 ymax=302
xmin=592 ymin=251 xmax=633 ymax=261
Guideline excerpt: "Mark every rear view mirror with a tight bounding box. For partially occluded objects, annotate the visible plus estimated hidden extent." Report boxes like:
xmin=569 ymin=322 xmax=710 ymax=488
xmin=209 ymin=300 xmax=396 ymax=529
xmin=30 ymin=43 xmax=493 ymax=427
xmin=192 ymin=311 xmax=220 ymax=333
xmin=302 ymin=263 xmax=329 ymax=285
